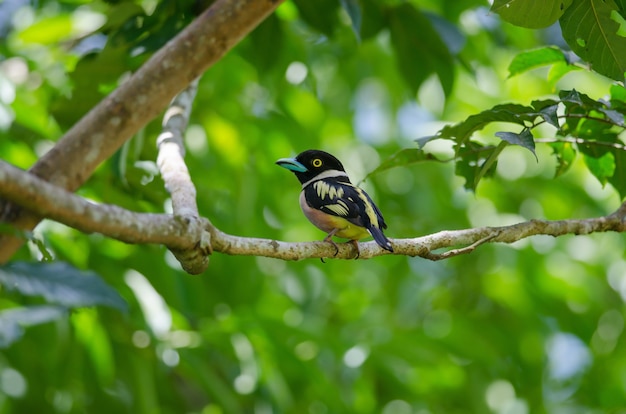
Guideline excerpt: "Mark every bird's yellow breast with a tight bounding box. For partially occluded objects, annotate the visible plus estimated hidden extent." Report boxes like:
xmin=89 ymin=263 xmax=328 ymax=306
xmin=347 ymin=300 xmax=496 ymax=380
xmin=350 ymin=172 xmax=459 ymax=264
xmin=298 ymin=192 xmax=370 ymax=240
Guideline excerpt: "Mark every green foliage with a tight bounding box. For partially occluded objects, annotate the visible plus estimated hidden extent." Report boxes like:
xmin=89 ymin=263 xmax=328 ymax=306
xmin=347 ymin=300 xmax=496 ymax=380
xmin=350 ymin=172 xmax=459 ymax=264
xmin=408 ymin=89 xmax=626 ymax=194
xmin=507 ymin=46 xmax=568 ymax=77
xmin=494 ymin=0 xmax=626 ymax=81
xmin=0 ymin=261 xmax=127 ymax=311
xmin=491 ymin=0 xmax=573 ymax=29
xmin=2 ymin=0 xmax=626 ymax=413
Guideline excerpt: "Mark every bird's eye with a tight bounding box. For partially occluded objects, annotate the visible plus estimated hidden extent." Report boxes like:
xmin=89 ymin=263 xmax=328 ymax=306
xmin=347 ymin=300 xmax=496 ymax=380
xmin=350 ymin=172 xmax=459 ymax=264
xmin=312 ymin=158 xmax=322 ymax=167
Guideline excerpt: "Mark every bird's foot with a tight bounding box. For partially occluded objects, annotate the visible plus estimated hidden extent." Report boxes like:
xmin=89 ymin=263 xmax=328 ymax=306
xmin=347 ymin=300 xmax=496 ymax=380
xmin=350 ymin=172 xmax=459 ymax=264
xmin=347 ymin=239 xmax=360 ymax=259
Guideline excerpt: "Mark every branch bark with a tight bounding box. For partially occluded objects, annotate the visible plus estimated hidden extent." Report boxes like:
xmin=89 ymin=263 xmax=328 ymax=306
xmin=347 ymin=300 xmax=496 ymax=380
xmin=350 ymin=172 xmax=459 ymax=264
xmin=0 ymin=0 xmax=284 ymax=263
xmin=1 ymin=160 xmax=625 ymax=270
xmin=156 ymin=79 xmax=212 ymax=274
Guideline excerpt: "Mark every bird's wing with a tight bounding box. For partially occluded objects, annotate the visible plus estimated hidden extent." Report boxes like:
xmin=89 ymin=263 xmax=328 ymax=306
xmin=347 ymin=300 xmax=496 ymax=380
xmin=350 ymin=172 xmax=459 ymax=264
xmin=304 ymin=180 xmax=362 ymax=224
xmin=304 ymin=180 xmax=387 ymax=230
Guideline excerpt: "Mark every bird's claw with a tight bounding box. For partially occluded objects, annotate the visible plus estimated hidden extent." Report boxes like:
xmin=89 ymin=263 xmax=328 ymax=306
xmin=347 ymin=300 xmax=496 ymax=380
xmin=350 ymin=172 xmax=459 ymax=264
xmin=348 ymin=239 xmax=360 ymax=259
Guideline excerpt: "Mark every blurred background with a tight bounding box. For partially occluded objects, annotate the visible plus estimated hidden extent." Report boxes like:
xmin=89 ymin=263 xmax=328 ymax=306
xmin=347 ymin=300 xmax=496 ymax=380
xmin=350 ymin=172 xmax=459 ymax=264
xmin=1 ymin=0 xmax=625 ymax=413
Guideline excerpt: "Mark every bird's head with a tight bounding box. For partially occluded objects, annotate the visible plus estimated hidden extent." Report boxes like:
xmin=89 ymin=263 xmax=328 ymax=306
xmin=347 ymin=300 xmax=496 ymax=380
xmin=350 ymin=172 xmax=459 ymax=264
xmin=276 ymin=150 xmax=348 ymax=185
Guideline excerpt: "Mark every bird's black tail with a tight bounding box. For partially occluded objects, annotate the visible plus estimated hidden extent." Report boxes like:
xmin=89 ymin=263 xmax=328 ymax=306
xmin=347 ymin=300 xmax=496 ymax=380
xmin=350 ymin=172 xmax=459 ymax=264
xmin=368 ymin=227 xmax=394 ymax=252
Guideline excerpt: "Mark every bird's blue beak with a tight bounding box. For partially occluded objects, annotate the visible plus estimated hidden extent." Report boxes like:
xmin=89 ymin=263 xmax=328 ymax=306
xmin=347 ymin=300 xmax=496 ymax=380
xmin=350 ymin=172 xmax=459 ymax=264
xmin=276 ymin=157 xmax=308 ymax=173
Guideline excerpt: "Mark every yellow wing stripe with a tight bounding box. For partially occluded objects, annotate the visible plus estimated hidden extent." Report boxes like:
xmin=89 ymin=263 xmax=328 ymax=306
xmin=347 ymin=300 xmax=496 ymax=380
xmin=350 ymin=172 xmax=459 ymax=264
xmin=324 ymin=200 xmax=350 ymax=216
xmin=314 ymin=180 xmax=345 ymax=200
xmin=354 ymin=187 xmax=380 ymax=228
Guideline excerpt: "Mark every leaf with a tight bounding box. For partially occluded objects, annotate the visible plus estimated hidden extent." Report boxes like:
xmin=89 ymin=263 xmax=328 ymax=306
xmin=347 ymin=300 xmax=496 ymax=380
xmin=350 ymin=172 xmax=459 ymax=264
xmin=508 ymin=47 xmax=567 ymax=77
xmin=425 ymin=12 xmax=466 ymax=55
xmin=17 ymin=15 xmax=74 ymax=44
xmin=491 ymin=0 xmax=573 ymax=29
xmin=495 ymin=129 xmax=537 ymax=159
xmin=455 ymin=142 xmax=500 ymax=191
xmin=550 ymin=141 xmax=577 ymax=177
xmin=340 ymin=0 xmax=362 ymax=41
xmin=0 ymin=262 xmax=127 ymax=312
xmin=366 ymin=148 xmax=438 ymax=178
xmin=0 ymin=306 xmax=67 ymax=348
xmin=293 ymin=0 xmax=339 ymax=37
xmin=531 ymin=99 xmax=560 ymax=127
xmin=559 ymin=0 xmax=626 ymax=82
xmin=583 ymin=151 xmax=616 ymax=185
xmin=434 ymin=104 xmax=538 ymax=144
xmin=388 ymin=3 xmax=455 ymax=96
xmin=246 ymin=14 xmax=283 ymax=72
xmin=360 ymin=0 xmax=386 ymax=40
xmin=607 ymin=149 xmax=626 ymax=197
xmin=547 ymin=60 xmax=582 ymax=84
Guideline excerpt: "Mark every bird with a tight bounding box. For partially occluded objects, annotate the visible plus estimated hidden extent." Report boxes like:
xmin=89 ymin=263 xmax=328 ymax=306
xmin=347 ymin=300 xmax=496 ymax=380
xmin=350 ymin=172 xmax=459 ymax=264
xmin=276 ymin=149 xmax=393 ymax=256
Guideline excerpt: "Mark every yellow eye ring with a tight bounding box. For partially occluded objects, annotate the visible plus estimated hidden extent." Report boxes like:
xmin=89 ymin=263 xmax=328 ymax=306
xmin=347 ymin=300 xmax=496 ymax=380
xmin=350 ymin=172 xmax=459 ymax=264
xmin=312 ymin=158 xmax=322 ymax=167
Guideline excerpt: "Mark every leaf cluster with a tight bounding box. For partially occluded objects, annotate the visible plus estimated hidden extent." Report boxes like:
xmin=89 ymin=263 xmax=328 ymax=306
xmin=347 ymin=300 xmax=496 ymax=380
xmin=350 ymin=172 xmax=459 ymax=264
xmin=492 ymin=0 xmax=626 ymax=82
xmin=374 ymin=85 xmax=626 ymax=197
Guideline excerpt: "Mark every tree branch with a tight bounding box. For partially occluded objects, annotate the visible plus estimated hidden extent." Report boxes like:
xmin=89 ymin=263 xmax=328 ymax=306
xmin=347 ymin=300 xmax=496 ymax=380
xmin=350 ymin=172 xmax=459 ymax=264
xmin=1 ymin=160 xmax=625 ymax=270
xmin=156 ymin=78 xmax=211 ymax=274
xmin=0 ymin=0 xmax=284 ymax=262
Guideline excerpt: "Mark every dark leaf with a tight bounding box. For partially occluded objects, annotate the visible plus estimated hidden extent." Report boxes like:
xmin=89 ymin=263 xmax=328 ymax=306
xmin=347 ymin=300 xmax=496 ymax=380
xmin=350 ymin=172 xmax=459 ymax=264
xmin=495 ymin=129 xmax=537 ymax=159
xmin=532 ymin=99 xmax=560 ymax=127
xmin=0 ymin=262 xmax=128 ymax=312
xmin=599 ymin=108 xmax=625 ymax=126
xmin=560 ymin=0 xmax=626 ymax=82
xmin=0 ymin=306 xmax=67 ymax=348
xmin=436 ymin=104 xmax=538 ymax=144
xmin=246 ymin=14 xmax=283 ymax=72
xmin=388 ymin=3 xmax=455 ymax=96
xmin=293 ymin=0 xmax=339 ymax=37
xmin=455 ymin=142 xmax=499 ymax=191
xmin=360 ymin=0 xmax=386 ymax=39
xmin=340 ymin=0 xmax=362 ymax=41
xmin=425 ymin=12 xmax=466 ymax=55
xmin=367 ymin=148 xmax=438 ymax=178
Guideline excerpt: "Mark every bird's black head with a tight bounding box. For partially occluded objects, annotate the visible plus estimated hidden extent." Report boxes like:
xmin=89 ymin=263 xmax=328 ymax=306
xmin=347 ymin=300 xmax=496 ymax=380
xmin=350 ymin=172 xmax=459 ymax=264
xmin=276 ymin=149 xmax=348 ymax=185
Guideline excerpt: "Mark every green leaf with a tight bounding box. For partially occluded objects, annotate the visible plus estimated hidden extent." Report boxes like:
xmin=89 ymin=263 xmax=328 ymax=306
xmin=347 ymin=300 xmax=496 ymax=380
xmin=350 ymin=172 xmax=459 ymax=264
xmin=583 ymin=151 xmax=616 ymax=185
xmin=547 ymin=60 xmax=582 ymax=84
xmin=455 ymin=142 xmax=500 ymax=191
xmin=340 ymin=0 xmax=362 ymax=41
xmin=550 ymin=141 xmax=577 ymax=177
xmin=293 ymin=0 xmax=339 ymax=37
xmin=0 ymin=306 xmax=67 ymax=348
xmin=434 ymin=104 xmax=538 ymax=144
xmin=508 ymin=47 xmax=567 ymax=77
xmin=366 ymin=148 xmax=438 ymax=178
xmin=495 ymin=129 xmax=537 ymax=159
xmin=607 ymin=149 xmax=626 ymax=197
xmin=246 ymin=14 xmax=283 ymax=72
xmin=492 ymin=0 xmax=573 ymax=29
xmin=531 ymin=99 xmax=560 ymax=127
xmin=559 ymin=0 xmax=626 ymax=82
xmin=17 ymin=15 xmax=74 ymax=44
xmin=0 ymin=262 xmax=127 ymax=312
xmin=360 ymin=0 xmax=385 ymax=40
xmin=388 ymin=3 xmax=455 ymax=96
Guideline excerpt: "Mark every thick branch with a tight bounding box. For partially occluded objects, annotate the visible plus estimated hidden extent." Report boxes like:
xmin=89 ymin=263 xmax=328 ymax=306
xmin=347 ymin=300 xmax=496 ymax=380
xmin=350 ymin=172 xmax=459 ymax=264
xmin=0 ymin=161 xmax=205 ymax=250
xmin=1 ymin=160 xmax=625 ymax=268
xmin=0 ymin=0 xmax=284 ymax=262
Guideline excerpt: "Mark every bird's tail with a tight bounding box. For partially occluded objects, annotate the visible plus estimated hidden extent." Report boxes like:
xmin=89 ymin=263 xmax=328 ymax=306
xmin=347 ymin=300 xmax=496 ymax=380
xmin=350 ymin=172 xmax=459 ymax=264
xmin=368 ymin=227 xmax=394 ymax=252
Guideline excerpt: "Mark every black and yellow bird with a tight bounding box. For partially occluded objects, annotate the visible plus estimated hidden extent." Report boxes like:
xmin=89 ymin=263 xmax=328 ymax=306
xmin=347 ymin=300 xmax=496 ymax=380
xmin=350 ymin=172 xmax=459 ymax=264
xmin=276 ymin=149 xmax=393 ymax=255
